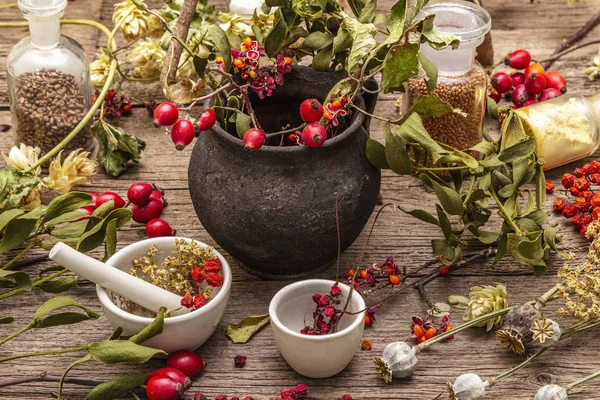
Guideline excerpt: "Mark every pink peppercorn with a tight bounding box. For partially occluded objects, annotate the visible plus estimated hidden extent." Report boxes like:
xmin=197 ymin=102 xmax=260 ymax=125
xmin=281 ymin=388 xmax=294 ymax=398
xmin=215 ymin=395 xmax=227 ymax=400
xmin=341 ymin=395 xmax=353 ymax=400
xmin=294 ymin=384 xmax=308 ymax=395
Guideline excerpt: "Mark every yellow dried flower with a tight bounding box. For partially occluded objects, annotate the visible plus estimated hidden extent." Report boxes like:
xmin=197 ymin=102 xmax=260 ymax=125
xmin=90 ymin=49 xmax=117 ymax=90
xmin=463 ymin=282 xmax=508 ymax=331
xmin=584 ymin=45 xmax=600 ymax=81
xmin=113 ymin=0 xmax=162 ymax=42
xmin=2 ymin=143 xmax=41 ymax=175
xmin=251 ymin=9 xmax=275 ymax=38
xmin=530 ymin=318 xmax=554 ymax=344
xmin=129 ymin=39 xmax=166 ymax=79
xmin=19 ymin=188 xmax=41 ymax=211
xmin=42 ymin=150 xmax=96 ymax=194
xmin=218 ymin=12 xmax=253 ymax=49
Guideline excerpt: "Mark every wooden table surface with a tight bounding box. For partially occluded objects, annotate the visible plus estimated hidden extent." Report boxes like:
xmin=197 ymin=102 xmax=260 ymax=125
xmin=1 ymin=0 xmax=600 ymax=399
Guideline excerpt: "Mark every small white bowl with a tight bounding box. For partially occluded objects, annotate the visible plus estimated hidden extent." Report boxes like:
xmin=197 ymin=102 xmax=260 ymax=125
xmin=96 ymin=237 xmax=232 ymax=354
xmin=269 ymin=279 xmax=366 ymax=378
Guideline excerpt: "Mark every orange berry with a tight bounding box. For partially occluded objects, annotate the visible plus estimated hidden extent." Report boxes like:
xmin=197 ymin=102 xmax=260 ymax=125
xmin=323 ymin=109 xmax=334 ymax=120
xmin=444 ymin=325 xmax=454 ymax=339
xmin=215 ymin=56 xmax=224 ymax=64
xmin=346 ymin=268 xmax=356 ymax=276
xmin=241 ymin=72 xmax=250 ymax=80
xmin=364 ymin=314 xmax=372 ymax=326
xmin=249 ymin=70 xmax=258 ymax=79
xmin=425 ymin=327 xmax=437 ymax=340
xmin=361 ymin=340 xmax=372 ymax=351
xmin=413 ymin=324 xmax=425 ymax=338
xmin=288 ymin=133 xmax=297 ymax=142
xmin=331 ymin=99 xmax=343 ymax=111
xmin=284 ymin=56 xmax=293 ymax=66
xmin=341 ymin=95 xmax=349 ymax=105
xmin=439 ymin=265 xmax=449 ymax=275
xmin=388 ymin=274 xmax=401 ymax=285
xmin=243 ymin=37 xmax=253 ymax=49
xmin=359 ymin=269 xmax=369 ymax=280
xmin=234 ymin=58 xmax=244 ymax=69
xmin=417 ymin=335 xmax=426 ymax=343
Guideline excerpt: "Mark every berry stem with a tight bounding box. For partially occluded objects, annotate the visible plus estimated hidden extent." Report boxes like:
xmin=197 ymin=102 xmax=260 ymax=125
xmin=565 ymin=368 xmax=600 ymax=390
xmin=2 ymin=252 xmax=49 ymax=271
xmin=0 ymin=269 xmax=67 ymax=300
xmin=0 ymin=371 xmax=101 ymax=389
xmin=184 ymin=83 xmax=234 ymax=111
xmin=0 ymin=322 xmax=34 ymax=346
xmin=537 ymin=39 xmax=600 ymax=65
xmin=1 ymin=241 xmax=36 ymax=270
xmin=265 ymin=123 xmax=307 ymax=139
xmin=0 ymin=344 xmax=89 ymax=363
xmin=488 ymin=348 xmax=549 ymax=385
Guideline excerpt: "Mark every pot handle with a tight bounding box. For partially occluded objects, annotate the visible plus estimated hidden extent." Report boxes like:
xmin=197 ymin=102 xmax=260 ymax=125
xmin=361 ymin=78 xmax=379 ymax=132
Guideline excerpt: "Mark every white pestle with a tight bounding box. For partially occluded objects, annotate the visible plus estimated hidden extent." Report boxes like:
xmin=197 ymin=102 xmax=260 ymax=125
xmin=49 ymin=242 xmax=187 ymax=316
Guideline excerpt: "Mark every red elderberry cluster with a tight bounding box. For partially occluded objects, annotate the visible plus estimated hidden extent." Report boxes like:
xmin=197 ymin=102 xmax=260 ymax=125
xmin=552 ymin=161 xmax=600 ymax=239
xmin=410 ymin=314 xmax=453 ymax=343
xmin=93 ymin=89 xmax=132 ymax=119
xmin=181 ymin=257 xmax=224 ymax=311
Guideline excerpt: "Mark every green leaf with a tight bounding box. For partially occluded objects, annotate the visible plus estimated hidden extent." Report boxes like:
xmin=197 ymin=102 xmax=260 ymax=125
xmin=384 ymin=0 xmax=426 ymax=45
xmin=129 ymin=308 xmax=166 ymax=345
xmin=366 ymin=139 xmax=390 ymax=169
xmin=312 ymin=44 xmax=334 ymax=71
xmin=417 ymin=14 xmax=460 ymax=50
xmin=39 ymin=277 xmax=78 ymax=294
xmin=496 ymin=233 xmax=508 ymax=262
xmin=358 ymin=0 xmax=377 ymax=23
xmin=397 ymin=113 xmax=446 ymax=161
xmin=292 ymin=0 xmax=327 ymax=19
xmin=397 ymin=206 xmax=439 ymax=226
xmin=431 ymin=239 xmax=456 ymax=264
xmin=498 ymin=184 xmax=516 ymax=198
xmin=77 ymin=208 xmax=132 ymax=253
xmin=93 ymin=120 xmax=146 ymax=178
xmin=46 ymin=211 xmax=88 ymax=229
xmin=0 ymin=169 xmax=39 ymax=212
xmin=436 ymin=151 xmax=479 ymax=169
xmin=43 ymin=192 xmax=92 ymax=224
xmin=486 ymin=96 xmax=499 ymax=120
xmin=0 ymin=209 xmax=25 ymax=232
xmin=435 ymin=204 xmax=452 ymax=240
xmin=535 ymin=159 xmax=546 ymax=209
xmin=470 ymin=142 xmax=497 ymax=157
xmin=36 ymin=311 xmax=96 ymax=328
xmin=418 ymin=54 xmax=438 ymax=93
xmin=0 ymin=207 xmax=43 ymax=253
xmin=381 ymin=42 xmax=419 ymax=93
xmin=429 ymin=179 xmax=463 ymax=215
xmin=448 ymin=295 xmax=469 ymax=309
xmin=432 ymin=302 xmax=451 ymax=317
xmin=400 ymin=93 xmax=453 ymax=124
xmin=332 ymin=28 xmax=353 ymax=55
xmin=498 ymin=138 xmax=536 ymax=163
xmin=89 ymin=340 xmax=166 ymax=364
xmin=478 ymin=173 xmax=491 ymax=191
xmin=0 ymin=269 xmax=31 ymax=291
xmin=50 ymin=220 xmax=88 ymax=239
xmin=34 ymin=296 xmax=99 ymax=320
xmin=383 ymin=122 xmax=411 ymax=175
xmin=477 ymin=230 xmax=500 ymax=245
xmin=226 ymin=314 xmax=270 ymax=344
xmin=86 ymin=373 xmax=146 ymax=400
xmin=342 ymin=16 xmax=378 ymax=72
xmin=104 ymin=219 xmax=118 ymax=262
xmin=192 ymin=55 xmax=209 ymax=80
xmin=507 ymin=232 xmax=546 ymax=268
xmin=0 ymin=316 xmax=14 ymax=324
xmin=205 ymin=24 xmax=232 ymax=73
xmin=302 ymin=31 xmax=334 ymax=50
xmin=265 ymin=9 xmax=289 ymax=57
xmin=235 ymin=113 xmax=253 ymax=139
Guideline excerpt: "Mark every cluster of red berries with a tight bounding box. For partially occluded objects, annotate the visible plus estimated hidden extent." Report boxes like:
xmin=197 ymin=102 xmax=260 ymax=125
xmin=301 ymin=283 xmax=344 ymax=335
xmin=153 ymin=101 xmax=213 ymax=151
xmin=180 ymin=257 xmax=224 ymax=310
xmin=93 ymin=89 xmax=132 ymax=119
xmin=410 ymin=314 xmax=453 ymax=343
xmin=192 ymin=384 xmax=352 ymax=400
xmin=491 ymin=49 xmax=567 ymax=108
xmin=346 ymin=256 xmax=403 ymax=292
xmin=551 ymin=161 xmax=600 ymax=239
xmin=146 ymin=350 xmax=205 ymax=400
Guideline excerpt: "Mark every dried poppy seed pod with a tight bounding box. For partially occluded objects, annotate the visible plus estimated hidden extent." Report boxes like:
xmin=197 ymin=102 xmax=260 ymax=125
xmin=373 ymin=341 xmax=418 ymax=383
xmin=534 ymin=384 xmax=568 ymax=400
xmin=532 ymin=318 xmax=561 ymax=348
xmin=496 ymin=303 xmax=542 ymax=355
xmin=447 ymin=373 xmax=489 ymax=400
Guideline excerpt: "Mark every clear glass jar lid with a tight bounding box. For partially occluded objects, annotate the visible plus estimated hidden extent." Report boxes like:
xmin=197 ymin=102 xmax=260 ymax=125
xmin=418 ymin=0 xmax=491 ymax=49
xmin=18 ymin=0 xmax=66 ymax=17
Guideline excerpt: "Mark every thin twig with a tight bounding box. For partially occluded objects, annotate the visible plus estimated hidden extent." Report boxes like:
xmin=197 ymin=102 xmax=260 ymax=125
xmin=335 ymin=192 xmax=341 ymax=284
xmin=537 ymin=39 xmax=600 ymax=65
xmin=0 ymin=372 xmax=101 ymax=388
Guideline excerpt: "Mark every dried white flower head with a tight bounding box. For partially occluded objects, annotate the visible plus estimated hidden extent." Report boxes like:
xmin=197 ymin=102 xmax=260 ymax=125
xmin=19 ymin=188 xmax=41 ymax=211
xmin=447 ymin=373 xmax=488 ymax=400
xmin=531 ymin=318 xmax=561 ymax=345
xmin=113 ymin=0 xmax=162 ymax=42
xmin=42 ymin=150 xmax=96 ymax=194
xmin=90 ymin=49 xmax=118 ymax=89
xmin=129 ymin=39 xmax=166 ymax=78
xmin=218 ymin=12 xmax=253 ymax=49
xmin=463 ymin=282 xmax=508 ymax=331
xmin=373 ymin=341 xmax=418 ymax=383
xmin=584 ymin=45 xmax=600 ymax=81
xmin=534 ymin=384 xmax=568 ymax=400
xmin=2 ymin=144 xmax=41 ymax=175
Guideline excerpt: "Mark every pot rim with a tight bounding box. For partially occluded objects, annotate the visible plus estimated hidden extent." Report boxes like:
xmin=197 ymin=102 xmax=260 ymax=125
xmin=269 ymin=279 xmax=366 ymax=341
xmin=206 ymin=71 xmax=367 ymax=154
xmin=96 ymin=237 xmax=232 ymax=326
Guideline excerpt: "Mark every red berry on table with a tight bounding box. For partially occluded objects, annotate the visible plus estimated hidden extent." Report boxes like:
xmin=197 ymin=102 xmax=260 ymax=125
xmin=574 ymin=168 xmax=585 ymax=178
xmin=88 ymin=192 xmax=99 ymax=206
xmin=510 ymin=71 xmax=525 ymax=87
xmin=561 ymin=173 xmax=575 ymax=189
xmin=149 ymin=189 xmax=165 ymax=204
xmin=574 ymin=197 xmax=590 ymax=212
xmin=444 ymin=325 xmax=455 ymax=339
xmin=301 ymin=123 xmax=327 ymax=148
xmin=146 ymin=375 xmax=182 ymax=400
xmin=197 ymin=108 xmax=217 ymax=132
xmin=145 ymin=368 xmax=191 ymax=389
xmin=492 ymin=72 xmax=512 ymax=94
xmin=364 ymin=314 xmax=372 ymax=326
xmin=424 ymin=327 xmax=437 ymax=340
xmin=171 ymin=119 xmax=195 ymax=150
xmin=331 ymin=99 xmax=343 ymax=111
xmin=132 ymin=199 xmax=164 ymax=223
xmin=562 ymin=204 xmax=577 ymax=218
xmin=574 ymin=177 xmax=590 ymax=192
xmin=592 ymin=193 xmax=600 ymax=208
xmin=413 ymin=324 xmax=425 ymax=338
xmin=299 ymin=98 xmax=324 ymax=123
xmin=167 ymin=351 xmax=205 ymax=377
xmin=570 ymin=187 xmax=582 ymax=197
xmin=505 ymin=49 xmax=532 ymax=70
xmin=593 ymin=207 xmax=600 ymax=220
xmin=153 ymin=102 xmax=179 ymax=127
xmin=234 ymin=355 xmax=247 ymax=368
xmin=524 ymin=73 xmax=547 ymax=95
xmin=580 ymin=225 xmax=589 ymax=239
xmin=524 ymin=63 xmax=546 ymax=78
xmin=545 ymin=71 xmax=567 ymax=94
xmin=243 ymin=128 xmax=265 ymax=151
xmin=388 ymin=274 xmax=401 ymax=285
xmin=146 ymin=219 xmax=175 ymax=238
xmin=545 ymin=180 xmax=555 ymax=193
xmin=489 ymin=92 xmax=502 ymax=103
xmin=127 ymin=182 xmax=153 ymax=206
xmin=523 ymin=100 xmax=538 ymax=107
xmin=552 ymin=199 xmax=566 ymax=213
xmin=583 ymin=191 xmax=594 ymax=202
xmin=96 ymin=192 xmax=126 ymax=209
xmin=512 ymin=84 xmax=535 ymax=108
xmin=588 ymin=161 xmax=600 ymax=174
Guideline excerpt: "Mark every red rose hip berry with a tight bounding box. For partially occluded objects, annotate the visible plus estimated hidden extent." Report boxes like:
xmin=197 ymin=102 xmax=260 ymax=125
xmin=539 ymin=88 xmax=562 ymax=102
xmin=505 ymin=49 xmax=531 ymax=70
xmin=243 ymin=128 xmax=265 ymax=151
xmin=524 ymin=73 xmax=547 ymax=95
xmin=301 ymin=123 xmax=327 ymax=148
xmin=146 ymin=375 xmax=183 ymax=400
xmin=510 ymin=71 xmax=525 ymax=87
xmin=132 ymin=199 xmax=164 ymax=223
xmin=167 ymin=351 xmax=205 ymax=377
xmin=299 ymin=99 xmax=324 ymax=123
xmin=492 ymin=72 xmax=512 ymax=94
xmin=146 ymin=218 xmax=175 ymax=238
xmin=171 ymin=119 xmax=195 ymax=150
xmin=545 ymin=71 xmax=567 ymax=94
xmin=146 ymin=368 xmax=191 ymax=389
xmin=127 ymin=182 xmax=153 ymax=206
xmin=153 ymin=102 xmax=179 ymax=127
xmin=96 ymin=192 xmax=126 ymax=209
xmin=197 ymin=108 xmax=217 ymax=132
xmin=512 ymin=84 xmax=535 ymax=108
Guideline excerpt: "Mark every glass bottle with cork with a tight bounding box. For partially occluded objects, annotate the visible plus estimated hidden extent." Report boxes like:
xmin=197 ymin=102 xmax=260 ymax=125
xmin=404 ymin=0 xmax=491 ymax=152
xmin=7 ymin=0 xmax=94 ymax=156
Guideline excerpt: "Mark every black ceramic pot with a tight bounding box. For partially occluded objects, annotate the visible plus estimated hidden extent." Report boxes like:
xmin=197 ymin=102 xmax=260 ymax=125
xmin=188 ymin=66 xmax=381 ymax=278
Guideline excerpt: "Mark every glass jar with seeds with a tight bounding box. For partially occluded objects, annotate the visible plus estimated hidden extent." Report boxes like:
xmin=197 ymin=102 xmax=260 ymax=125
xmin=404 ymin=0 xmax=491 ymax=153
xmin=6 ymin=0 xmax=94 ymax=156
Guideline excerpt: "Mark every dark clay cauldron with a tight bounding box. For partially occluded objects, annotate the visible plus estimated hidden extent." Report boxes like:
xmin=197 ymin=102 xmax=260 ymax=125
xmin=188 ymin=66 xmax=381 ymax=278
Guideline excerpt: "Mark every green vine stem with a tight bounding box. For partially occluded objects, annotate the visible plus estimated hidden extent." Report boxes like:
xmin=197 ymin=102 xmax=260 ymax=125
xmin=0 ymin=269 xmax=66 ymax=300
xmin=0 ymin=344 xmax=89 ymax=363
xmin=0 ymin=2 xmax=17 ymax=9
xmin=488 ymin=348 xmax=549 ymax=385
xmin=0 ymin=321 xmax=34 ymax=346
xmin=565 ymin=369 xmax=600 ymax=391
xmin=0 ymin=371 xmax=102 ymax=389
xmin=2 ymin=241 xmax=36 ymax=270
